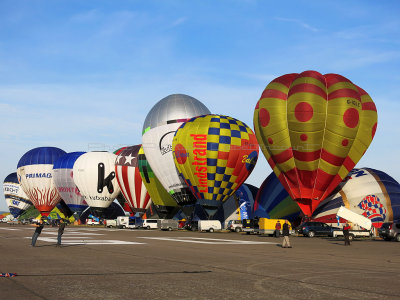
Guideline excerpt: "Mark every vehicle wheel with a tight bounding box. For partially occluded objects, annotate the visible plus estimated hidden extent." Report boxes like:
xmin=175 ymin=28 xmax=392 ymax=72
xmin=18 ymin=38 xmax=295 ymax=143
xmin=349 ymin=234 xmax=354 ymax=242
xmin=209 ymin=228 xmax=214 ymax=233
xmin=168 ymin=227 xmax=172 ymax=231
xmin=396 ymin=234 xmax=400 ymax=242
xmin=246 ymin=232 xmax=250 ymax=235
xmin=384 ymin=237 xmax=391 ymax=241
xmin=147 ymin=226 xmax=150 ymax=230
xmin=308 ymin=231 xmax=315 ymax=238
xmin=235 ymin=227 xmax=241 ymax=233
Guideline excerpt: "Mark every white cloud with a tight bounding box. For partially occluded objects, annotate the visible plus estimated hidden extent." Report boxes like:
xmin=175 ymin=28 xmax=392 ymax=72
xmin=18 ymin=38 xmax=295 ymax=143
xmin=274 ymin=17 xmax=319 ymax=32
xmin=171 ymin=17 xmax=187 ymax=27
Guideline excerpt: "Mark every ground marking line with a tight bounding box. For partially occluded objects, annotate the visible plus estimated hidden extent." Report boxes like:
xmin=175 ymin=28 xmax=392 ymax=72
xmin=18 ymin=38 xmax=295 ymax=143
xmin=138 ymin=237 xmax=277 ymax=244
xmin=25 ymin=237 xmax=145 ymax=245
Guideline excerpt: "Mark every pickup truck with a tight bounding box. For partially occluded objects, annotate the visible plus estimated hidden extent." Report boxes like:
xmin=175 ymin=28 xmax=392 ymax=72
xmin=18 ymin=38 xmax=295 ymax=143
xmin=332 ymin=206 xmax=373 ymax=241
xmin=332 ymin=229 xmax=371 ymax=241
xmin=87 ymin=219 xmax=100 ymax=225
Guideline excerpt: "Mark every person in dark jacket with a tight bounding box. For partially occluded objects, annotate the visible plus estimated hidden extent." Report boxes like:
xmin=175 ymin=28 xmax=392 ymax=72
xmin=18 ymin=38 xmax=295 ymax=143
xmin=31 ymin=218 xmax=45 ymax=247
xmin=282 ymin=220 xmax=292 ymax=248
xmin=56 ymin=219 xmax=66 ymax=247
xmin=343 ymin=223 xmax=351 ymax=246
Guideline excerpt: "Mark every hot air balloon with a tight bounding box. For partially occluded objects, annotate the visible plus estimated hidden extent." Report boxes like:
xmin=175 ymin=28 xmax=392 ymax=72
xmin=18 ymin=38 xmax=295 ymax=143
xmin=17 ymin=147 xmax=66 ymax=216
xmin=312 ymin=168 xmax=400 ymax=229
xmin=253 ymin=172 xmax=301 ymax=224
xmin=142 ymin=94 xmax=211 ymax=208
xmin=115 ymin=145 xmax=152 ymax=216
xmin=213 ymin=183 xmax=259 ymax=226
xmin=53 ymin=152 xmax=88 ymax=216
xmin=172 ymin=114 xmax=259 ymax=217
xmin=73 ymin=152 xmax=121 ymax=217
xmin=3 ymin=173 xmax=32 ymax=218
xmin=137 ymin=146 xmax=179 ymax=218
xmin=254 ymin=71 xmax=378 ymax=217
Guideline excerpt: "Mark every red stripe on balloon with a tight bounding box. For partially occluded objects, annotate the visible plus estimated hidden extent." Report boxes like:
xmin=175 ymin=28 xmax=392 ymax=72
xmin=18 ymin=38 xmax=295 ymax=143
xmin=272 ymin=73 xmax=298 ymax=88
xmin=134 ymin=167 xmax=142 ymax=208
xmin=362 ymin=102 xmax=377 ymax=111
xmin=270 ymin=148 xmax=293 ymax=164
xmin=324 ymin=73 xmax=353 ymax=88
xmin=292 ymin=149 xmax=320 ymax=162
xmin=288 ymin=83 xmax=327 ymax=100
xmin=342 ymin=156 xmax=356 ymax=172
xmin=328 ymin=88 xmax=361 ymax=102
xmin=122 ymin=166 xmax=134 ymax=208
xmin=299 ymin=70 xmax=326 ymax=85
xmin=267 ymin=157 xmax=276 ymax=169
xmin=321 ymin=149 xmax=345 ymax=166
xmin=260 ymin=89 xmax=288 ymax=100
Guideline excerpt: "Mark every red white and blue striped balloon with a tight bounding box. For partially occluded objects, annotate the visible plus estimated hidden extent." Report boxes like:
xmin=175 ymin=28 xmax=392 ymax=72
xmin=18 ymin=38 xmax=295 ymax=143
xmin=115 ymin=145 xmax=151 ymax=215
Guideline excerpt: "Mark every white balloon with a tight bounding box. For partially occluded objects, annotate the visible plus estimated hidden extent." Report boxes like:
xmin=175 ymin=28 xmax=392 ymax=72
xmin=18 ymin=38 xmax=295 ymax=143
xmin=73 ymin=152 xmax=120 ymax=212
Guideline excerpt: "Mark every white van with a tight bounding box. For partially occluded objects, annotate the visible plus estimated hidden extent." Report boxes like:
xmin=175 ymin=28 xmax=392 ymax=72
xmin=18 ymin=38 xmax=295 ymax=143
xmin=142 ymin=219 xmax=159 ymax=229
xmin=198 ymin=220 xmax=222 ymax=232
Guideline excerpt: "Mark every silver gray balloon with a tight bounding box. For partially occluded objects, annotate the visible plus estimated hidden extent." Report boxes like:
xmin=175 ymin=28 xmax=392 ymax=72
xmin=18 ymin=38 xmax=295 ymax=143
xmin=142 ymin=94 xmax=211 ymax=133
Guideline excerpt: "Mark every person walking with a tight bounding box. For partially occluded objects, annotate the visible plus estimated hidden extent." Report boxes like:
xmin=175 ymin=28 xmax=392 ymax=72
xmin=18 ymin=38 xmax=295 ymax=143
xmin=282 ymin=220 xmax=292 ymax=248
xmin=31 ymin=218 xmax=45 ymax=247
xmin=274 ymin=220 xmax=281 ymax=238
xmin=56 ymin=219 xmax=66 ymax=247
xmin=343 ymin=222 xmax=351 ymax=246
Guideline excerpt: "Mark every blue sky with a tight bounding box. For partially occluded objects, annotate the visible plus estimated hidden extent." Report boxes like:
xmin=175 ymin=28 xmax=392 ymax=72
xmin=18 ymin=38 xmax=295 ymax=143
xmin=1 ymin=0 xmax=400 ymax=211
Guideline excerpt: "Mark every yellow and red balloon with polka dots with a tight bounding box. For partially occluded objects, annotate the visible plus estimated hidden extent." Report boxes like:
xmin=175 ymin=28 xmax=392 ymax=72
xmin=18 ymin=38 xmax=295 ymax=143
xmin=254 ymin=71 xmax=378 ymax=217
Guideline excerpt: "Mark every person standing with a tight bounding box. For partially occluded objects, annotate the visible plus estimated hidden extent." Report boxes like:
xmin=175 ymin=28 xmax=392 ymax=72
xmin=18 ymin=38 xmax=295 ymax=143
xmin=31 ymin=218 xmax=45 ymax=247
xmin=56 ymin=219 xmax=66 ymax=247
xmin=275 ymin=220 xmax=281 ymax=238
xmin=282 ymin=220 xmax=292 ymax=248
xmin=343 ymin=222 xmax=351 ymax=246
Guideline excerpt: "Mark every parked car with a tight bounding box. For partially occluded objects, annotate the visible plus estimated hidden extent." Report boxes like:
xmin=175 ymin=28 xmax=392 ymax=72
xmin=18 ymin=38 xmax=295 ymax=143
xmin=184 ymin=220 xmax=198 ymax=231
xmin=378 ymin=222 xmax=400 ymax=242
xmin=297 ymin=222 xmax=338 ymax=237
xmin=227 ymin=220 xmax=243 ymax=232
xmin=142 ymin=219 xmax=158 ymax=229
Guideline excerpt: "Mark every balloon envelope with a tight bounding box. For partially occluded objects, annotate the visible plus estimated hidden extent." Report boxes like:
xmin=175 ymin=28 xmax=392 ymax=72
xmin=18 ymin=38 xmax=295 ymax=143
xmin=17 ymin=147 xmax=66 ymax=216
xmin=254 ymin=71 xmax=378 ymax=216
xmin=115 ymin=145 xmax=151 ymax=215
xmin=73 ymin=152 xmax=121 ymax=216
xmin=253 ymin=172 xmax=301 ymax=223
xmin=142 ymin=94 xmax=211 ymax=206
xmin=312 ymin=168 xmax=400 ymax=228
xmin=53 ymin=152 xmax=88 ymax=215
xmin=3 ymin=172 xmax=32 ymax=218
xmin=137 ymin=146 xmax=178 ymax=218
xmin=173 ymin=114 xmax=259 ymax=217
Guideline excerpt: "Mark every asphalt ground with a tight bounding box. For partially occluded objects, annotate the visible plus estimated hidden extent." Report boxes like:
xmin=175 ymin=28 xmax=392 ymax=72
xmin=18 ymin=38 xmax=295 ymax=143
xmin=1 ymin=223 xmax=399 ymax=300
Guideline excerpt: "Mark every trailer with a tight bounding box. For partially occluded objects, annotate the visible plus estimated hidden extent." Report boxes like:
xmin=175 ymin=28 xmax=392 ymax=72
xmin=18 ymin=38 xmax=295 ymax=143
xmin=157 ymin=219 xmax=178 ymax=231
xmin=105 ymin=219 xmax=117 ymax=228
xmin=198 ymin=220 xmax=221 ymax=232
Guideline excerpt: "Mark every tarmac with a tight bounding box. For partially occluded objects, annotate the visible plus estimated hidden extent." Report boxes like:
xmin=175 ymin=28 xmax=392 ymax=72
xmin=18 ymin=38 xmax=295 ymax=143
xmin=1 ymin=223 xmax=400 ymax=299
